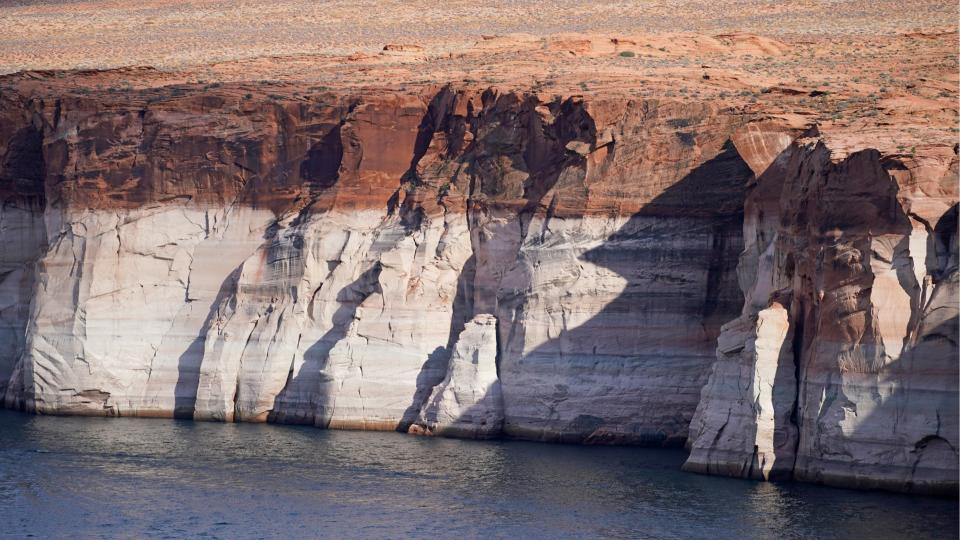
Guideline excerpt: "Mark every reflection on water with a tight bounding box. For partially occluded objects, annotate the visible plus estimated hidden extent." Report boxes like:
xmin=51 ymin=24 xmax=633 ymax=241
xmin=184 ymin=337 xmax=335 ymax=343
xmin=0 ymin=409 xmax=955 ymax=539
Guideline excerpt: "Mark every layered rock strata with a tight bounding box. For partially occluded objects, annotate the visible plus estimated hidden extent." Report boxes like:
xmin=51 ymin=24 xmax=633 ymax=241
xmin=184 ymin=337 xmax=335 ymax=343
xmin=0 ymin=78 xmax=956 ymax=494
xmin=685 ymin=131 xmax=959 ymax=496
xmin=0 ymin=85 xmax=749 ymax=443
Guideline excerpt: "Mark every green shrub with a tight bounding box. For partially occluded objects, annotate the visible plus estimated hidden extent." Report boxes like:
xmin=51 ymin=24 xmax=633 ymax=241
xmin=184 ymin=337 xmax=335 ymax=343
xmin=619 ymin=51 xmax=636 ymax=58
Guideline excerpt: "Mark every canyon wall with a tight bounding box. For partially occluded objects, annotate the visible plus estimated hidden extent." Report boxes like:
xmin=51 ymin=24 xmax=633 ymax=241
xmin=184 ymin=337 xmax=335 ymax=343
xmin=685 ymin=133 xmax=959 ymax=496
xmin=0 ymin=80 xmax=956 ymax=494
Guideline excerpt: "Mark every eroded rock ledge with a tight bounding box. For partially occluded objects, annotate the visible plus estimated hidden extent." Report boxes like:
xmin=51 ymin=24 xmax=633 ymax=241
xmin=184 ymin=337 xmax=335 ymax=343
xmin=0 ymin=77 xmax=955 ymax=495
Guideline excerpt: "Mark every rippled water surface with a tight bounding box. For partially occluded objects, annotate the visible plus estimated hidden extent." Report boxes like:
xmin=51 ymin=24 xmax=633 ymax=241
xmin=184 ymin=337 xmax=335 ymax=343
xmin=0 ymin=410 xmax=956 ymax=539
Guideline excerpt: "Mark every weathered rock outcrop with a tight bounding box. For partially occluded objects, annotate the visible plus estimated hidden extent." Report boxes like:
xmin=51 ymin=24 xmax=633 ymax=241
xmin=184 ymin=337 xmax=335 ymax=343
xmin=410 ymin=313 xmax=503 ymax=438
xmin=0 ymin=75 xmax=956 ymax=495
xmin=685 ymin=131 xmax=959 ymax=495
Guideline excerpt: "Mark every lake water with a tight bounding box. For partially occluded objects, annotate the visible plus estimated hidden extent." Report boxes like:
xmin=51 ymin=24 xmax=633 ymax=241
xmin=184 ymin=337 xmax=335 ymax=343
xmin=0 ymin=409 xmax=955 ymax=539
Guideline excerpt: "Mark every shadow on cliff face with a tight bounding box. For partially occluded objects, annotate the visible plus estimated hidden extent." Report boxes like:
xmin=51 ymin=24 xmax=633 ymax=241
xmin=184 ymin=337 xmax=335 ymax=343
xmin=207 ymin=91 xmax=751 ymax=446
xmin=490 ymin=139 xmax=751 ymax=445
xmin=743 ymin=144 xmax=959 ymax=493
xmin=395 ymin=254 xmax=477 ymax=432
xmin=800 ymin=309 xmax=960 ymax=495
xmin=0 ymin=125 xmax=45 ymax=205
xmin=396 ymin=91 xmax=598 ymax=434
xmin=173 ymin=266 xmax=243 ymax=419
xmin=579 ymin=139 xmax=748 ymax=337
xmin=0 ymin=120 xmax=47 ymax=403
xmin=265 ymin=263 xmax=383 ymax=426
xmin=798 ymin=201 xmax=959 ymax=495
xmin=367 ymin=93 xmax=758 ymax=444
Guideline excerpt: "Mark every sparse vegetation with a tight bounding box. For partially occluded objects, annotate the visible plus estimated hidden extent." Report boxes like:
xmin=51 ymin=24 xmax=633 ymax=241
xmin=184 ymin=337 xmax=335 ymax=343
xmin=0 ymin=0 xmax=952 ymax=151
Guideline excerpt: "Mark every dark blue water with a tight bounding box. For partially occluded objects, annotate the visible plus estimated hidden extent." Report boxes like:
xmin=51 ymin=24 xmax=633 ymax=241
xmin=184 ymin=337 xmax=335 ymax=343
xmin=0 ymin=409 xmax=955 ymax=539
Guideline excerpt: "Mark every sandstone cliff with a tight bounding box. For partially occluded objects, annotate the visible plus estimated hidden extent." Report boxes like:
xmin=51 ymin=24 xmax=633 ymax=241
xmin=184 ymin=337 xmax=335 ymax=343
xmin=0 ymin=75 xmax=956 ymax=494
xmin=685 ymin=132 xmax=959 ymax=496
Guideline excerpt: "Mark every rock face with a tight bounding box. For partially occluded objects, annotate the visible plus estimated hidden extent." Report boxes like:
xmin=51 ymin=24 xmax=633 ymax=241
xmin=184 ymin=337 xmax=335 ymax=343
xmin=0 ymin=77 xmax=956 ymax=494
xmin=685 ymin=133 xmax=960 ymax=496
xmin=411 ymin=313 xmax=503 ymax=438
xmin=0 ymin=85 xmax=748 ymax=441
